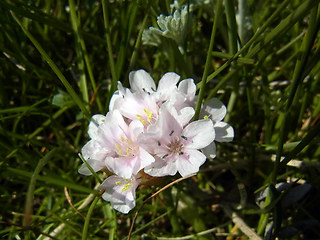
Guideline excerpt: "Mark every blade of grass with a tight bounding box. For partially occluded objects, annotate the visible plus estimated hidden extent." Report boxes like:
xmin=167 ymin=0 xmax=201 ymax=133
xmin=7 ymin=167 xmax=99 ymax=195
xmin=69 ymin=0 xmax=89 ymax=107
xmin=68 ymin=0 xmax=103 ymax=113
xmin=24 ymin=148 xmax=59 ymax=227
xmin=101 ymin=0 xmax=118 ymax=111
xmin=82 ymin=196 xmax=100 ymax=240
xmin=10 ymin=11 xmax=91 ymax=120
xmin=193 ymin=0 xmax=223 ymax=120
xmin=270 ymin=3 xmax=319 ymax=184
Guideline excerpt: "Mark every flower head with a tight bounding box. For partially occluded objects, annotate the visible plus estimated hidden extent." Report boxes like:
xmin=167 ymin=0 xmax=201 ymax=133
xmin=98 ymin=175 xmax=140 ymax=214
xmin=141 ymin=106 xmax=215 ymax=177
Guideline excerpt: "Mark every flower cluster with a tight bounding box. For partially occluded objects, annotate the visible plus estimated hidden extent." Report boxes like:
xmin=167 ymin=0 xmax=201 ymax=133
xmin=79 ymin=70 xmax=234 ymax=213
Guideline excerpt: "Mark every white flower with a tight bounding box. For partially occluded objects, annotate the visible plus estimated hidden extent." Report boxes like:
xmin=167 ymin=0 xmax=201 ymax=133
xmin=98 ymin=110 xmax=155 ymax=179
xmin=201 ymin=98 xmax=234 ymax=158
xmin=112 ymin=70 xmax=193 ymax=129
xmin=98 ymin=175 xmax=140 ymax=214
xmin=78 ymin=114 xmax=110 ymax=176
xmin=141 ymin=106 xmax=215 ymax=177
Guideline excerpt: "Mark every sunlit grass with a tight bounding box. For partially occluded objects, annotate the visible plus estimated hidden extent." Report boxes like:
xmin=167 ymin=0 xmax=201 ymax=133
xmin=1 ymin=0 xmax=320 ymax=239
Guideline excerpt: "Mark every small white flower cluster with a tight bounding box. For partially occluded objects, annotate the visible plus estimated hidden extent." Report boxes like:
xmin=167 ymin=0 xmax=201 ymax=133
xmin=79 ymin=69 xmax=234 ymax=213
xmin=142 ymin=6 xmax=189 ymax=53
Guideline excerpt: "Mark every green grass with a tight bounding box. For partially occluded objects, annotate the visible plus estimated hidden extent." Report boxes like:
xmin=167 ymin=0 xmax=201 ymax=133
xmin=1 ymin=0 xmax=320 ymax=239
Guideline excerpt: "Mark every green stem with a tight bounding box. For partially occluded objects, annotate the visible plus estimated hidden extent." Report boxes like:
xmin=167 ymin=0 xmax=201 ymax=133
xmin=69 ymin=0 xmax=103 ymax=113
xmin=193 ymin=0 xmax=223 ymax=120
xmin=102 ymin=0 xmax=118 ymax=110
xmin=271 ymin=3 xmax=319 ymax=184
xmin=82 ymin=196 xmax=100 ymax=240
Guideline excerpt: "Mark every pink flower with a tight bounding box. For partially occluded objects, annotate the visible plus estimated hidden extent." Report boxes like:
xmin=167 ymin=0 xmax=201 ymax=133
xmin=98 ymin=110 xmax=155 ymax=179
xmin=98 ymin=175 xmax=140 ymax=214
xmin=141 ymin=106 xmax=215 ymax=177
xmin=200 ymin=98 xmax=234 ymax=158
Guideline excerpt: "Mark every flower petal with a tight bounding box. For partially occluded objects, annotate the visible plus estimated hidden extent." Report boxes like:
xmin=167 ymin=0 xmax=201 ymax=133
xmin=88 ymin=114 xmax=106 ymax=139
xmin=178 ymin=78 xmax=196 ymax=97
xmin=183 ymin=119 xmax=215 ymax=149
xmin=176 ymin=149 xmax=206 ymax=177
xmin=214 ymin=121 xmax=234 ymax=142
xmin=144 ymin=157 xmax=177 ymax=177
xmin=202 ymin=141 xmax=216 ymax=159
xmin=129 ymin=69 xmax=156 ymax=93
xmin=78 ymin=158 xmax=106 ymax=175
xmin=98 ymin=175 xmax=139 ymax=214
xmin=157 ymin=72 xmax=180 ymax=94
xmin=202 ymin=98 xmax=227 ymax=122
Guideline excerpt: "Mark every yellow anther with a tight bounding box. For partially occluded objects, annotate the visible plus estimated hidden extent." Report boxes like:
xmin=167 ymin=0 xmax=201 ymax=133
xmin=115 ymin=181 xmax=123 ymax=185
xmin=126 ymin=147 xmax=130 ymax=155
xmin=126 ymin=139 xmax=131 ymax=145
xmin=122 ymin=183 xmax=132 ymax=191
xmin=141 ymin=120 xmax=146 ymax=125
xmin=120 ymin=136 xmax=124 ymax=142
xmin=204 ymin=115 xmax=209 ymax=119
xmin=136 ymin=114 xmax=143 ymax=120
xmin=118 ymin=150 xmax=122 ymax=155
xmin=116 ymin=144 xmax=121 ymax=150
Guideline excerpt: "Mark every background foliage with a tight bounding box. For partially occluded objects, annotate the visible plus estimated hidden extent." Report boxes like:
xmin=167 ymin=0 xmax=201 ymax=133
xmin=1 ymin=0 xmax=320 ymax=239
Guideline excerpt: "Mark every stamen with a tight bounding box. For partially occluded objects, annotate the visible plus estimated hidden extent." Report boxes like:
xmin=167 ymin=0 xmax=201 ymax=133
xmin=181 ymin=135 xmax=188 ymax=140
xmin=157 ymin=141 xmax=161 ymax=146
xmin=179 ymin=152 xmax=184 ymax=155
xmin=122 ymin=183 xmax=132 ymax=191
xmin=162 ymin=154 xmax=169 ymax=159
xmin=116 ymin=144 xmax=121 ymax=150
xmin=115 ymin=181 xmax=123 ymax=185
xmin=136 ymin=114 xmax=143 ymax=120
xmin=169 ymin=130 xmax=174 ymax=136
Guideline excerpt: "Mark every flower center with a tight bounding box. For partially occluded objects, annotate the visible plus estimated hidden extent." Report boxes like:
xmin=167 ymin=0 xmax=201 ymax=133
xmin=136 ymin=108 xmax=156 ymax=125
xmin=165 ymin=135 xmax=185 ymax=157
xmin=115 ymin=136 xmax=137 ymax=157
